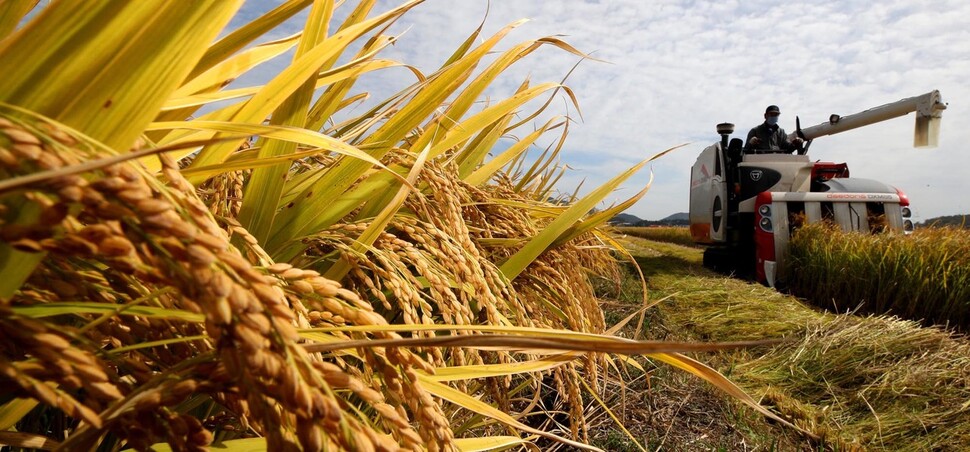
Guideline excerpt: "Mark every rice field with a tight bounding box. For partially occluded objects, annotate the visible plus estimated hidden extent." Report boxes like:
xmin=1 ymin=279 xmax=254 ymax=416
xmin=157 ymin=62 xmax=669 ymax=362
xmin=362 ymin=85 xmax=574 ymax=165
xmin=787 ymin=223 xmax=970 ymax=330
xmin=614 ymin=226 xmax=696 ymax=248
xmin=622 ymin=236 xmax=970 ymax=451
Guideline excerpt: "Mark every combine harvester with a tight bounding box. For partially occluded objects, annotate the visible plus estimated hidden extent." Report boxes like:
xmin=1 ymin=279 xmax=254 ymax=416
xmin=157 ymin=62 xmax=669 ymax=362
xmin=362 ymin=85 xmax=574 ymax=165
xmin=689 ymin=91 xmax=946 ymax=287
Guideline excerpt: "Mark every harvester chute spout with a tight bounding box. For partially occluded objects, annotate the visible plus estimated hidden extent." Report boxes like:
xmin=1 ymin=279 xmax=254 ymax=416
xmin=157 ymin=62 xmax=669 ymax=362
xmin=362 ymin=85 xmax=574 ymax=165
xmin=789 ymin=90 xmax=946 ymax=148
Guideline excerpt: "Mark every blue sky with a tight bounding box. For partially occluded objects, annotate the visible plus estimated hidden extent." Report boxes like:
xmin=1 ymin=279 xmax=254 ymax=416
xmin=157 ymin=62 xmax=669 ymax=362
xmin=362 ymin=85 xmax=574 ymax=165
xmin=236 ymin=0 xmax=970 ymax=221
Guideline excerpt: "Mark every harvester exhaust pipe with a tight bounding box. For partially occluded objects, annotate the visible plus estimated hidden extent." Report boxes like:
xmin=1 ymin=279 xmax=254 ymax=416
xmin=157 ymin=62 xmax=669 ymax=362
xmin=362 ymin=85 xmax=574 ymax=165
xmin=717 ymin=122 xmax=734 ymax=152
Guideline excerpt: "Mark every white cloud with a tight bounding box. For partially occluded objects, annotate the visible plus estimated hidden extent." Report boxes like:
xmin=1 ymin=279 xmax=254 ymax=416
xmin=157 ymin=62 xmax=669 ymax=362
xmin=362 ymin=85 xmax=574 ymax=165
xmin=240 ymin=0 xmax=970 ymax=221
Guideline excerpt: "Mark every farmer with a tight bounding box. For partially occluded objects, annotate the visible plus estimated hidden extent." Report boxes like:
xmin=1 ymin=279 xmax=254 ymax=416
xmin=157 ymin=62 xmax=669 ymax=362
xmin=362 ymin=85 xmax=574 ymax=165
xmin=744 ymin=105 xmax=804 ymax=154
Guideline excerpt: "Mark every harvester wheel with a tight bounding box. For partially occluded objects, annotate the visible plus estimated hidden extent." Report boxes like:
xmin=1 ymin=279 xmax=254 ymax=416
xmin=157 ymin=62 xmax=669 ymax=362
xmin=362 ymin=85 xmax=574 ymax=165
xmin=702 ymin=247 xmax=734 ymax=274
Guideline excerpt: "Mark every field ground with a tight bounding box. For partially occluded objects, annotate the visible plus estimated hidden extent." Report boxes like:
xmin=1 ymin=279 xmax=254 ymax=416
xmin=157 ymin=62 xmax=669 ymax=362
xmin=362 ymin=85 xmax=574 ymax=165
xmin=589 ymin=235 xmax=970 ymax=451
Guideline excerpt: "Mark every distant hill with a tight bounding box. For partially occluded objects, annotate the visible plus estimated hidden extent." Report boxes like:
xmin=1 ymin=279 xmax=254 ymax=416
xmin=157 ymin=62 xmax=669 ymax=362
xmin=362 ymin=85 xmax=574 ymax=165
xmin=919 ymin=214 xmax=970 ymax=228
xmin=660 ymin=212 xmax=689 ymax=222
xmin=636 ymin=212 xmax=689 ymax=226
xmin=609 ymin=211 xmax=690 ymax=227
xmin=608 ymin=213 xmax=643 ymax=226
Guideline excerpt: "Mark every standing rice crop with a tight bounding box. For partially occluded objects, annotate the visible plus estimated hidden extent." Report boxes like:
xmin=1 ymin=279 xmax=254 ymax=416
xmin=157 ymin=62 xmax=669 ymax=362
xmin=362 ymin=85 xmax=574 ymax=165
xmin=614 ymin=226 xmax=696 ymax=248
xmin=787 ymin=223 xmax=970 ymax=330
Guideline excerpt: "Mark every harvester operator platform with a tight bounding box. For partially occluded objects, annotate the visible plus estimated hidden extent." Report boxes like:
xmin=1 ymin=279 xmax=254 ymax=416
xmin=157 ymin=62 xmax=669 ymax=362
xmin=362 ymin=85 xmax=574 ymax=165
xmin=743 ymin=105 xmax=804 ymax=154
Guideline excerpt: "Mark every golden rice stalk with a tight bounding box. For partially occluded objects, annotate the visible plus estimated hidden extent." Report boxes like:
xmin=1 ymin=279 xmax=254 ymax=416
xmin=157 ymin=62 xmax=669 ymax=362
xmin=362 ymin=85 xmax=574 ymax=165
xmin=0 ymin=112 xmax=452 ymax=451
xmin=290 ymin=148 xmax=619 ymax=440
xmin=788 ymin=223 xmax=970 ymax=330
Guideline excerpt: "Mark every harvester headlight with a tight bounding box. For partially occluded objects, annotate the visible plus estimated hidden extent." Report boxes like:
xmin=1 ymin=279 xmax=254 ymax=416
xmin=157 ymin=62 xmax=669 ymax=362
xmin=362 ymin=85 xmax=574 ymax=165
xmin=901 ymin=207 xmax=912 ymax=218
xmin=903 ymin=219 xmax=914 ymax=232
xmin=758 ymin=204 xmax=771 ymax=217
xmin=760 ymin=217 xmax=773 ymax=232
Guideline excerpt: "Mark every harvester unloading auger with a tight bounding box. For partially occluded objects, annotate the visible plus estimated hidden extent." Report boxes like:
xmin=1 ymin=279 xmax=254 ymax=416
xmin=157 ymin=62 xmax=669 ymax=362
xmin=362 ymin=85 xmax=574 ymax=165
xmin=689 ymin=91 xmax=946 ymax=287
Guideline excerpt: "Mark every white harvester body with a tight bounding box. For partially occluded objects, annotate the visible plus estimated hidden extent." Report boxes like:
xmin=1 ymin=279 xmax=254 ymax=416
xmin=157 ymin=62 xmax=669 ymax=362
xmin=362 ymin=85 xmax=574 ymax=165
xmin=688 ymin=91 xmax=945 ymax=287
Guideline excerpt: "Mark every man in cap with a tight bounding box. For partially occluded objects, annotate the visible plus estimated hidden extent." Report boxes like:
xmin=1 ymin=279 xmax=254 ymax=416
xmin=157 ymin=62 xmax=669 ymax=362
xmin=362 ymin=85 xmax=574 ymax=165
xmin=743 ymin=105 xmax=804 ymax=153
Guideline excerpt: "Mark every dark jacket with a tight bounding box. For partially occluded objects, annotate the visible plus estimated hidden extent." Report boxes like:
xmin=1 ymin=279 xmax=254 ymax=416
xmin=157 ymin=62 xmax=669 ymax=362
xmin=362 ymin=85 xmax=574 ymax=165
xmin=744 ymin=122 xmax=798 ymax=153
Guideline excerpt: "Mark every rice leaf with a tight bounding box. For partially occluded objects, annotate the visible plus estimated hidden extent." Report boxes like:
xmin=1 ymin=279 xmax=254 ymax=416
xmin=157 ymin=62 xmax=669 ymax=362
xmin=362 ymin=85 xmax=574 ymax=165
xmin=427 ymin=83 xmax=567 ymax=160
xmin=324 ymin=144 xmax=431 ymax=281
xmin=161 ymin=87 xmax=265 ymax=111
xmin=0 ymin=0 xmax=37 ymax=39
xmin=187 ymin=0 xmax=423 ymax=170
xmin=268 ymin=19 xmax=529 ymax=246
xmin=237 ymin=0 xmax=335 ymax=243
xmin=179 ymin=146 xmax=340 ymax=180
xmin=12 ymin=303 xmax=204 ymax=322
xmin=146 ymin=121 xmax=397 ymax=180
xmin=454 ymin=436 xmax=531 ymax=452
xmin=646 ymin=352 xmax=805 ymax=434
xmin=463 ymin=118 xmax=559 ymax=186
xmin=0 ymin=432 xmax=59 ymax=451
xmin=173 ymin=33 xmax=302 ymax=99
xmin=515 ymin=121 xmax=567 ymax=193
xmin=108 ymin=336 xmax=209 ymax=355
xmin=303 ymin=0 xmax=384 ymax=131
xmin=164 ymin=59 xmax=403 ymax=112
xmin=0 ymin=398 xmax=39 ymax=431
xmin=189 ymin=0 xmax=312 ymax=79
xmin=0 ymin=1 xmax=242 ymax=150
xmin=145 ymin=436 xmax=267 ymax=451
xmin=499 ymin=157 xmax=650 ymax=280
xmin=419 ymin=377 xmax=603 ymax=451
xmin=454 ymin=115 xmax=515 ymax=178
xmin=553 ymin=176 xmax=652 ymax=248
xmin=410 ymin=35 xmax=589 ymax=153
xmin=421 ymin=354 xmax=576 ymax=382
xmin=302 ymin=333 xmax=774 ymax=355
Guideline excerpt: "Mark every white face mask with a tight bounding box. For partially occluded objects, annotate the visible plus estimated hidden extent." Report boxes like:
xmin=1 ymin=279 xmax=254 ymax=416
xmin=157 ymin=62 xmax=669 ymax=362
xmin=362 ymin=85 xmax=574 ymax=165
xmin=766 ymin=116 xmax=779 ymax=126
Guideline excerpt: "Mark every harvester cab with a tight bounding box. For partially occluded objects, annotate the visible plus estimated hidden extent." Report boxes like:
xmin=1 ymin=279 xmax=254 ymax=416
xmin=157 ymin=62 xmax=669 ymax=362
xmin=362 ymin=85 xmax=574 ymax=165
xmin=689 ymin=91 xmax=946 ymax=287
